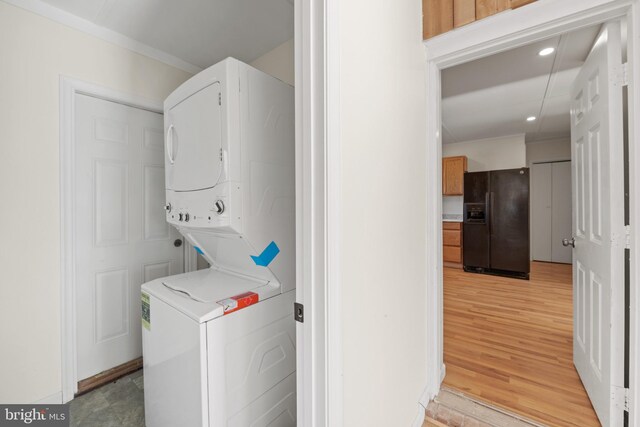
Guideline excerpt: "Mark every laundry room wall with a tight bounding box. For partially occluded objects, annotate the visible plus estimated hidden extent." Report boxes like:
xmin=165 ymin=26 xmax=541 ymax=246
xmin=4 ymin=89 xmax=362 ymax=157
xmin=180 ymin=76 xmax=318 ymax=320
xmin=338 ymin=0 xmax=427 ymax=425
xmin=0 ymin=1 xmax=191 ymax=404
xmin=250 ymin=38 xmax=294 ymax=86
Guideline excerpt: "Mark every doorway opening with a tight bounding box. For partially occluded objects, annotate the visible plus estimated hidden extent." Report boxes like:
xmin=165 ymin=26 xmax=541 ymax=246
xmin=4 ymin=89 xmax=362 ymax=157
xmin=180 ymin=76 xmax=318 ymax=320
xmin=426 ymin=4 xmax=635 ymax=426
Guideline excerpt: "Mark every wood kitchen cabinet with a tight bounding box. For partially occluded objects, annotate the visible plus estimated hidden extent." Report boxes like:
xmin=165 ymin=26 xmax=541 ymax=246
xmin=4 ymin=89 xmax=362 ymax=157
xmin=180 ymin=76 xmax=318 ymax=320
xmin=423 ymin=0 xmax=537 ymax=39
xmin=442 ymin=156 xmax=467 ymax=196
xmin=443 ymin=221 xmax=463 ymax=268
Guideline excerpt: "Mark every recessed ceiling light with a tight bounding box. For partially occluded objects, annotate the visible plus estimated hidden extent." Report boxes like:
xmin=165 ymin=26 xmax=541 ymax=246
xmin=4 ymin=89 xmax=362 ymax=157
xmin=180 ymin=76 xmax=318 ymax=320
xmin=539 ymin=47 xmax=555 ymax=56
xmin=527 ymin=116 xmax=537 ymax=122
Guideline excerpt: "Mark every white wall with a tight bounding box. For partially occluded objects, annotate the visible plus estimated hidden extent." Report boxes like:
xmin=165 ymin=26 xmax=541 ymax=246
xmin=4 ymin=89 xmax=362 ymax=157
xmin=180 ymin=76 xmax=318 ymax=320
xmin=338 ymin=0 xmax=427 ymax=425
xmin=526 ymin=137 xmax=571 ymax=164
xmin=443 ymin=196 xmax=464 ymax=217
xmin=0 ymin=2 xmax=191 ymax=403
xmin=250 ymin=39 xmax=294 ymax=86
xmin=442 ymin=134 xmax=526 ymax=216
xmin=443 ymin=134 xmax=527 ymax=172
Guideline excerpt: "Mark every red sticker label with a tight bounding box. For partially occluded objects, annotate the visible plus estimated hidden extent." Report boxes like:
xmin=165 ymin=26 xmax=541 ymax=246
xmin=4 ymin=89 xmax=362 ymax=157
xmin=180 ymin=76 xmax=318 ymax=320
xmin=218 ymin=291 xmax=259 ymax=315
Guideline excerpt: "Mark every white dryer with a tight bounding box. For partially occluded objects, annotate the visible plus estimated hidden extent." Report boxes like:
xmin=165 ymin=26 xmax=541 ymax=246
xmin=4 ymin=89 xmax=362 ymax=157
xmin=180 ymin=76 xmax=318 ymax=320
xmin=141 ymin=58 xmax=296 ymax=427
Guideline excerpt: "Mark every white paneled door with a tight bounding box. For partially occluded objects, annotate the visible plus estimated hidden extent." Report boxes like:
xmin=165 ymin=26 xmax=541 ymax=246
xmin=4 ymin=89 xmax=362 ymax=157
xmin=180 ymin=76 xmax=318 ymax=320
xmin=74 ymin=94 xmax=184 ymax=382
xmin=570 ymin=21 xmax=625 ymax=427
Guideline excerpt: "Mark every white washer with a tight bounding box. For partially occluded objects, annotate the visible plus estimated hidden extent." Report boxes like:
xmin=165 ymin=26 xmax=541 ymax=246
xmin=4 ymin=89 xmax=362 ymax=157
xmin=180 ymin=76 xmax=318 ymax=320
xmin=142 ymin=58 xmax=296 ymax=427
xmin=142 ymin=269 xmax=295 ymax=427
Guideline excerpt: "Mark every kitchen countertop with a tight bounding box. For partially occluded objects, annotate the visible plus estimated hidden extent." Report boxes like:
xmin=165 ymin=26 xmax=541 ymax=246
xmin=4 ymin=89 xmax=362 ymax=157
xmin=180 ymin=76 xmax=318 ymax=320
xmin=442 ymin=214 xmax=463 ymax=222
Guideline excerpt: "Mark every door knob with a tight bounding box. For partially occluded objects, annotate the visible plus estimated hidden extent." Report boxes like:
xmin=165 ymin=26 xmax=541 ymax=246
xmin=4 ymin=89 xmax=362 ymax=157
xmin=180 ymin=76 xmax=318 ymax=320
xmin=562 ymin=237 xmax=575 ymax=248
xmin=174 ymin=239 xmax=183 ymax=247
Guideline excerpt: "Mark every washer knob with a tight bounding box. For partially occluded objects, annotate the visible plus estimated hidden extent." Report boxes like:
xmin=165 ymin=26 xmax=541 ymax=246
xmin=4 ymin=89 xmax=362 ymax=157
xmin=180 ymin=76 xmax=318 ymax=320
xmin=164 ymin=203 xmax=172 ymax=213
xmin=184 ymin=213 xmax=190 ymax=222
xmin=214 ymin=200 xmax=225 ymax=215
xmin=178 ymin=213 xmax=184 ymax=221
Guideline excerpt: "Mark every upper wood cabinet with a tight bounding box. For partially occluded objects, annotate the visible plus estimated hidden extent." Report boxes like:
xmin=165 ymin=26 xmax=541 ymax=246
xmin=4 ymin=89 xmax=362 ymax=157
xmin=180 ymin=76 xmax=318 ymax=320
xmin=442 ymin=156 xmax=467 ymax=195
xmin=423 ymin=0 xmax=537 ymax=39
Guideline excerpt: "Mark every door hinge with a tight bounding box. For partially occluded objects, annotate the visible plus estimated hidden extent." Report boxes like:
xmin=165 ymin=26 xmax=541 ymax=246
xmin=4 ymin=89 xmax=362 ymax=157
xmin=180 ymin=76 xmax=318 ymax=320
xmin=618 ymin=62 xmax=629 ymax=87
xmin=294 ymin=302 xmax=304 ymax=323
xmin=218 ymin=92 xmax=222 ymax=106
xmin=625 ymin=224 xmax=631 ymax=249
xmin=613 ymin=386 xmax=630 ymax=411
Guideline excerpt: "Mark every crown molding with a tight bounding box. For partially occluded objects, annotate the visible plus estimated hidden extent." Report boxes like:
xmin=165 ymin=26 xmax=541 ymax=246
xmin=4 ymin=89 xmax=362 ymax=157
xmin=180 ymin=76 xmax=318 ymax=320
xmin=2 ymin=0 xmax=202 ymax=74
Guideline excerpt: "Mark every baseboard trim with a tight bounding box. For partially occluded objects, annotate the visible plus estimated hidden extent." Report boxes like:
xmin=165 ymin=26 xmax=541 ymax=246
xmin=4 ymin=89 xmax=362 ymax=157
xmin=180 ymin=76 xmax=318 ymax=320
xmin=411 ymin=404 xmax=426 ymax=427
xmin=76 ymin=357 xmax=142 ymax=396
xmin=418 ymin=383 xmax=433 ymax=407
xmin=34 ymin=391 xmax=63 ymax=404
xmin=443 ymin=261 xmax=462 ymax=269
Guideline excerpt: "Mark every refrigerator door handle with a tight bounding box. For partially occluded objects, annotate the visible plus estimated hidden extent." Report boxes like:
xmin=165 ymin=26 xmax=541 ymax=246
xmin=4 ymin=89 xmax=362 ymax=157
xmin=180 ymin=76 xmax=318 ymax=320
xmin=485 ymin=192 xmax=491 ymax=233
xmin=489 ymin=192 xmax=495 ymax=237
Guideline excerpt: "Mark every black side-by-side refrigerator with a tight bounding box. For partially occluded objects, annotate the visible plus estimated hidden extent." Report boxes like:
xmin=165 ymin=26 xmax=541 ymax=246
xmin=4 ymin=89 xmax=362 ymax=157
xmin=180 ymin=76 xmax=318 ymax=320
xmin=463 ymin=168 xmax=530 ymax=279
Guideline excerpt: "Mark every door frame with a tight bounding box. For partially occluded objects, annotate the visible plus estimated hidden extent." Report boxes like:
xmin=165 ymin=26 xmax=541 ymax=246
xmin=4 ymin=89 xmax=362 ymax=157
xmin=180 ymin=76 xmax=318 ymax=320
xmin=423 ymin=0 xmax=639 ymax=424
xmin=59 ymin=76 xmax=164 ymax=403
xmin=294 ymin=0 xmax=343 ymax=424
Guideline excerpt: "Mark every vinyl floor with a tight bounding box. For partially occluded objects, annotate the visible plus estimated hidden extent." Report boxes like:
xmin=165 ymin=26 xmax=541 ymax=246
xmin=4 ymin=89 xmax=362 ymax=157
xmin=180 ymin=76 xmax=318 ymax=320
xmin=70 ymin=369 xmax=144 ymax=427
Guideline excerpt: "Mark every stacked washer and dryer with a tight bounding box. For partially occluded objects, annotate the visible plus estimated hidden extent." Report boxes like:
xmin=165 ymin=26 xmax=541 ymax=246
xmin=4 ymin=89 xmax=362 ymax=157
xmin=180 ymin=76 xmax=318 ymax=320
xmin=141 ymin=58 xmax=296 ymax=427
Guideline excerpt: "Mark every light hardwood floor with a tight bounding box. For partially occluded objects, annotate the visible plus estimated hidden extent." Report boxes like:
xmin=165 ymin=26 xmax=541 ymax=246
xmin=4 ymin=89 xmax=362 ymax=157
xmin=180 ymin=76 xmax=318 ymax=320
xmin=443 ymin=262 xmax=601 ymax=427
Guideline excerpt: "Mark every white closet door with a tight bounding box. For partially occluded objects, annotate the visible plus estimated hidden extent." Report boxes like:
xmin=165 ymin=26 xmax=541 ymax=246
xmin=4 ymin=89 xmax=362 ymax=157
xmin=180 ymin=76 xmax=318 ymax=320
xmin=75 ymin=94 xmax=184 ymax=382
xmin=531 ymin=163 xmax=552 ymax=262
xmin=551 ymin=161 xmax=572 ymax=263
